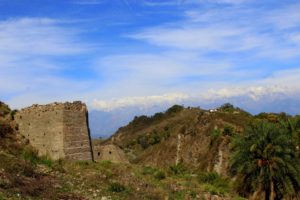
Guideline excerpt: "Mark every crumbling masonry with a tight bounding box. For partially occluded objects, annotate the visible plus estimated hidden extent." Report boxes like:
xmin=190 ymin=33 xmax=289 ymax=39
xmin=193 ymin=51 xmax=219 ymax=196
xmin=15 ymin=101 xmax=94 ymax=161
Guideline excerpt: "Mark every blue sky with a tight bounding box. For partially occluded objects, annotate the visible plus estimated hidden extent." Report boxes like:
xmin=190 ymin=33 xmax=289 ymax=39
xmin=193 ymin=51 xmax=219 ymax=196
xmin=1 ymin=0 xmax=300 ymax=112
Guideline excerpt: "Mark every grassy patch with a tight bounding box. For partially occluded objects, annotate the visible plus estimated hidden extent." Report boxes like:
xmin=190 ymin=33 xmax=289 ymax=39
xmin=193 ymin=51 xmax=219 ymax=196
xmin=154 ymin=170 xmax=166 ymax=180
xmin=169 ymin=164 xmax=187 ymax=176
xmin=142 ymin=166 xmax=158 ymax=175
xmin=198 ymin=172 xmax=231 ymax=196
xmin=21 ymin=146 xmax=55 ymax=169
xmin=169 ymin=191 xmax=185 ymax=200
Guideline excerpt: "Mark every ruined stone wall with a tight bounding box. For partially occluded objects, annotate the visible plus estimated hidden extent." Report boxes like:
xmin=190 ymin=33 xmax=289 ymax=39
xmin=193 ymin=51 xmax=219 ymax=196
xmin=93 ymin=144 xmax=129 ymax=163
xmin=63 ymin=102 xmax=93 ymax=160
xmin=15 ymin=101 xmax=93 ymax=161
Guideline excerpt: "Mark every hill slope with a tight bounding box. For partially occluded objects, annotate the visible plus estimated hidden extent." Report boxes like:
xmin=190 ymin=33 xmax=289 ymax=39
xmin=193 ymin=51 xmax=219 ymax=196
xmin=106 ymin=104 xmax=255 ymax=175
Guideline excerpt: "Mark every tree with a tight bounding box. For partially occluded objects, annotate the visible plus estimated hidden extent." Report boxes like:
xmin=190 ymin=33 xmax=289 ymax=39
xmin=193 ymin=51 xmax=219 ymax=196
xmin=280 ymin=117 xmax=300 ymax=151
xmin=230 ymin=121 xmax=300 ymax=200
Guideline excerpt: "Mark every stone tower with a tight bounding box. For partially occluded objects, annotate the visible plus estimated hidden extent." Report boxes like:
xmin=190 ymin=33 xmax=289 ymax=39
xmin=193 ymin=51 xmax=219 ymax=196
xmin=15 ymin=101 xmax=93 ymax=161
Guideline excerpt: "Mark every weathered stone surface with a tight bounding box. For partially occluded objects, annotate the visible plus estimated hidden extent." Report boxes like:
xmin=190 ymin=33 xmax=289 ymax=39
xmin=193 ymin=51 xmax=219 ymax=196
xmin=15 ymin=101 xmax=93 ymax=161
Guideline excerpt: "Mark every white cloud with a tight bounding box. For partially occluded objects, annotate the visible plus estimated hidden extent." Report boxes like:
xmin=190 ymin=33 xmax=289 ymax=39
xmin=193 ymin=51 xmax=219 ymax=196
xmin=266 ymin=3 xmax=300 ymax=29
xmin=203 ymin=68 xmax=300 ymax=101
xmin=0 ymin=18 xmax=89 ymax=56
xmin=128 ymin=3 xmax=300 ymax=59
xmin=92 ymin=93 xmax=189 ymax=111
xmin=90 ymin=66 xmax=300 ymax=111
xmin=89 ymin=51 xmax=234 ymax=100
xmin=204 ymin=85 xmax=291 ymax=101
xmin=0 ymin=17 xmax=95 ymax=108
xmin=129 ymin=25 xmax=268 ymax=52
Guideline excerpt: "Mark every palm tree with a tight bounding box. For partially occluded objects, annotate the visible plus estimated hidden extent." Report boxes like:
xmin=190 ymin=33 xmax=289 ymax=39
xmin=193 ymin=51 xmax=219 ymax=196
xmin=230 ymin=121 xmax=300 ymax=200
xmin=280 ymin=117 xmax=300 ymax=152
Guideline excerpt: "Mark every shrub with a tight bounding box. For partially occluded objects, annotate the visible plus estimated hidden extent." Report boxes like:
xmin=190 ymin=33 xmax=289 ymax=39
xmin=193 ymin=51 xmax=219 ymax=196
xmin=210 ymin=128 xmax=221 ymax=140
xmin=166 ymin=105 xmax=184 ymax=114
xmin=202 ymin=184 xmax=227 ymax=196
xmin=169 ymin=163 xmax=187 ymax=175
xmin=0 ymin=102 xmax=10 ymax=117
xmin=108 ymin=182 xmax=126 ymax=193
xmin=142 ymin=166 xmax=157 ymax=175
xmin=39 ymin=155 xmax=53 ymax=168
xmin=152 ymin=112 xmax=164 ymax=121
xmin=148 ymin=132 xmax=161 ymax=145
xmin=10 ymin=110 xmax=18 ymax=120
xmin=198 ymin=172 xmax=219 ymax=184
xmin=162 ymin=130 xmax=171 ymax=140
xmin=154 ymin=170 xmax=166 ymax=180
xmin=223 ymin=125 xmax=234 ymax=136
xmin=219 ymin=103 xmax=234 ymax=112
xmin=0 ymin=121 xmax=13 ymax=137
xmin=22 ymin=147 xmax=54 ymax=168
xmin=198 ymin=172 xmax=231 ymax=195
xmin=189 ymin=191 xmax=197 ymax=199
xmin=138 ymin=135 xmax=149 ymax=149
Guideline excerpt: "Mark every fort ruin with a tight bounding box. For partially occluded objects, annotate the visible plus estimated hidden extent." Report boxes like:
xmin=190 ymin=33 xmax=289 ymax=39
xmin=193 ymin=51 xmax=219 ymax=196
xmin=15 ymin=101 xmax=94 ymax=161
xmin=93 ymin=144 xmax=129 ymax=163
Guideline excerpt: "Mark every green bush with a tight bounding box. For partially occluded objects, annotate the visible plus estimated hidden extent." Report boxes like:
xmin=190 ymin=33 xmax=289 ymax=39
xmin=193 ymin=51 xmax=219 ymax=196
xmin=210 ymin=128 xmax=221 ymax=140
xmin=198 ymin=172 xmax=219 ymax=184
xmin=169 ymin=164 xmax=187 ymax=175
xmin=166 ymin=105 xmax=184 ymax=115
xmin=152 ymin=112 xmax=164 ymax=121
xmin=0 ymin=102 xmax=10 ymax=117
xmin=39 ymin=155 xmax=53 ymax=168
xmin=154 ymin=170 xmax=166 ymax=180
xmin=9 ymin=110 xmax=18 ymax=120
xmin=138 ymin=135 xmax=149 ymax=149
xmin=202 ymin=184 xmax=227 ymax=196
xmin=142 ymin=166 xmax=157 ymax=175
xmin=21 ymin=146 xmax=54 ymax=168
xmin=198 ymin=172 xmax=231 ymax=195
xmin=162 ymin=130 xmax=171 ymax=139
xmin=108 ymin=182 xmax=126 ymax=193
xmin=223 ymin=125 xmax=234 ymax=136
xmin=189 ymin=191 xmax=197 ymax=199
xmin=219 ymin=103 xmax=235 ymax=112
xmin=148 ymin=132 xmax=161 ymax=145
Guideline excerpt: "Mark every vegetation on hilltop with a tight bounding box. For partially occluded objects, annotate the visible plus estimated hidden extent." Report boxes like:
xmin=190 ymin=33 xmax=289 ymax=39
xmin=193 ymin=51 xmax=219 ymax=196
xmin=0 ymin=101 xmax=10 ymax=117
